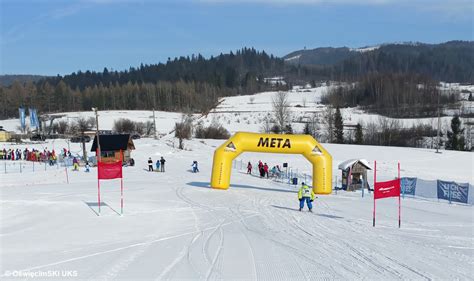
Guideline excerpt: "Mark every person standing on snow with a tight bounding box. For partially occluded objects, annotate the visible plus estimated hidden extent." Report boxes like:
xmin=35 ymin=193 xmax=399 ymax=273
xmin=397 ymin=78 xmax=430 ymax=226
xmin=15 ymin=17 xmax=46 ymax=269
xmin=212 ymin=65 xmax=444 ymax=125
xmin=247 ymin=162 xmax=252 ymax=174
xmin=148 ymin=157 xmax=154 ymax=172
xmin=160 ymin=157 xmax=166 ymax=172
xmin=156 ymin=159 xmax=160 ymax=171
xmin=72 ymin=157 xmax=79 ymax=171
xmin=191 ymin=161 xmax=199 ymax=173
xmin=298 ymin=182 xmax=315 ymax=212
xmin=263 ymin=163 xmax=269 ymax=178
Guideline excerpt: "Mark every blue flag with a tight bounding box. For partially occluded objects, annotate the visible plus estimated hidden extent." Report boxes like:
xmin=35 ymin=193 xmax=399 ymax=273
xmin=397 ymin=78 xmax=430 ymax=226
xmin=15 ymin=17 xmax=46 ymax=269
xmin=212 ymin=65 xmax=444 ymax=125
xmin=29 ymin=108 xmax=39 ymax=129
xmin=19 ymin=107 xmax=26 ymax=130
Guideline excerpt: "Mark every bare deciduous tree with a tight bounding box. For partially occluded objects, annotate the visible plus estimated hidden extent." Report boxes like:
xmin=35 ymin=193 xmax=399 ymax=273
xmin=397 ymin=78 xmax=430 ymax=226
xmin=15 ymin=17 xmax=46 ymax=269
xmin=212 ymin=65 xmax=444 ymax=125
xmin=56 ymin=120 xmax=69 ymax=135
xmin=71 ymin=117 xmax=94 ymax=160
xmin=322 ymin=106 xmax=335 ymax=142
xmin=113 ymin=118 xmax=136 ymax=134
xmin=307 ymin=113 xmax=321 ymax=139
xmin=260 ymin=115 xmax=272 ymax=133
xmin=272 ymin=91 xmax=291 ymax=134
xmin=175 ymin=114 xmax=193 ymax=149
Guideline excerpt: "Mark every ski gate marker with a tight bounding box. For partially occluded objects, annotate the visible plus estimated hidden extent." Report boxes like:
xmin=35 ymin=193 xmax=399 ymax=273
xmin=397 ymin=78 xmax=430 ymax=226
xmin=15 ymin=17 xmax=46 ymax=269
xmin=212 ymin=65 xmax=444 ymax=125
xmin=373 ymin=161 xmax=401 ymax=228
xmin=97 ymin=149 xmax=124 ymax=215
xmin=210 ymin=132 xmax=332 ymax=194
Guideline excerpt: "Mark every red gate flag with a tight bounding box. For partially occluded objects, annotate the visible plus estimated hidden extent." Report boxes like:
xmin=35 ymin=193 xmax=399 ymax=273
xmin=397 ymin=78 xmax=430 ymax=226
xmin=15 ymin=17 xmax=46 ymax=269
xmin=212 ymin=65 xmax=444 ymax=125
xmin=98 ymin=161 xmax=122 ymax=180
xmin=374 ymin=178 xmax=401 ymax=200
xmin=373 ymin=161 xmax=402 ymax=228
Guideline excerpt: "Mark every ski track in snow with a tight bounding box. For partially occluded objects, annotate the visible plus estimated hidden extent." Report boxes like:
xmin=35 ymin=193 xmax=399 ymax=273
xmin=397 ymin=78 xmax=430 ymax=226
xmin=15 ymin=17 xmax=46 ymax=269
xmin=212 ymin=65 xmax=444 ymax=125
xmin=0 ymin=137 xmax=472 ymax=280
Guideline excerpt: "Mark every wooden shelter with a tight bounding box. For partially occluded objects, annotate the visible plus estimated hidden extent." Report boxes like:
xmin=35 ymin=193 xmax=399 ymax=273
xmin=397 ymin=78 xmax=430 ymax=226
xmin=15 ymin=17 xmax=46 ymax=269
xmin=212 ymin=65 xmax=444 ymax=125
xmin=0 ymin=127 xmax=11 ymax=142
xmin=338 ymin=159 xmax=372 ymax=191
xmin=91 ymin=134 xmax=135 ymax=163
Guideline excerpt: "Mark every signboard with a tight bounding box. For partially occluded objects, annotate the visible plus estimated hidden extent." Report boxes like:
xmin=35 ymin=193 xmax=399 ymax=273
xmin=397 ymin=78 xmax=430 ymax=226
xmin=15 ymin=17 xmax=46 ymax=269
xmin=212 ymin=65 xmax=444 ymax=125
xmin=437 ymin=180 xmax=469 ymax=204
xmin=401 ymin=177 xmax=417 ymax=196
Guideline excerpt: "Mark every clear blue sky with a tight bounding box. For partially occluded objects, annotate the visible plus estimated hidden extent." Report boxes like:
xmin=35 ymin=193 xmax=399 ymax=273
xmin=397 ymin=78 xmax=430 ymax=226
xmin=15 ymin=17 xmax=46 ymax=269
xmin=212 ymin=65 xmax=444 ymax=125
xmin=1 ymin=0 xmax=473 ymax=75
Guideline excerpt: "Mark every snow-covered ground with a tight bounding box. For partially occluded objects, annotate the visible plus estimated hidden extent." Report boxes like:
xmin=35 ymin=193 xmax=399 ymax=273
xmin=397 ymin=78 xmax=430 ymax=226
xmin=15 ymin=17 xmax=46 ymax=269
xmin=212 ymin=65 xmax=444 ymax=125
xmin=1 ymin=85 xmax=473 ymax=280
xmin=0 ymin=137 xmax=473 ymax=280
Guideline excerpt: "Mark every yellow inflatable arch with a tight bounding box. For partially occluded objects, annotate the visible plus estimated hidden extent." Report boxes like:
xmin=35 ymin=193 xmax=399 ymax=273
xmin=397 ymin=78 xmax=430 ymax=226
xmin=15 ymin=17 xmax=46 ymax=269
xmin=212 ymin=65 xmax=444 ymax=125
xmin=211 ymin=132 xmax=332 ymax=194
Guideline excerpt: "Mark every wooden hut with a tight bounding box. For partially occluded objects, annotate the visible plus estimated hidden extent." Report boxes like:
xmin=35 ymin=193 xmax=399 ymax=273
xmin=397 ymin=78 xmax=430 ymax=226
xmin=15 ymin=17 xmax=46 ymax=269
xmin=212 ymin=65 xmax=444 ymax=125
xmin=0 ymin=127 xmax=11 ymax=142
xmin=338 ymin=159 xmax=372 ymax=191
xmin=91 ymin=134 xmax=135 ymax=163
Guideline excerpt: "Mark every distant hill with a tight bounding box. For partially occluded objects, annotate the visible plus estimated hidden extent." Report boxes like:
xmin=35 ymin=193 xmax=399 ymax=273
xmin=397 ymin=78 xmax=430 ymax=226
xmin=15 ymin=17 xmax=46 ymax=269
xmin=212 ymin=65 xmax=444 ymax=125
xmin=1 ymin=42 xmax=472 ymax=119
xmin=284 ymin=47 xmax=356 ymax=66
xmin=0 ymin=75 xmax=48 ymax=86
xmin=285 ymin=41 xmax=474 ymax=83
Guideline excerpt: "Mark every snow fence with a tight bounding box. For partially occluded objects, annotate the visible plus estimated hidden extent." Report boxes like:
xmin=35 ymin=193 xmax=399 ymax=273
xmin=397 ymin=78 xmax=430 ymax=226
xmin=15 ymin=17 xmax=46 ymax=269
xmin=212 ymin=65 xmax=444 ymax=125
xmin=232 ymin=160 xmax=473 ymax=205
xmin=401 ymin=178 xmax=474 ymax=205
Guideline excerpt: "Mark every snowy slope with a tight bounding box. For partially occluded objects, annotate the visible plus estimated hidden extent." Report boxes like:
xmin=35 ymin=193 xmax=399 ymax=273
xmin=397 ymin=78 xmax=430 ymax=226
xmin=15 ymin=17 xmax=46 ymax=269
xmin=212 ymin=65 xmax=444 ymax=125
xmin=1 ymin=84 xmax=473 ymax=280
xmin=0 ymin=137 xmax=472 ymax=280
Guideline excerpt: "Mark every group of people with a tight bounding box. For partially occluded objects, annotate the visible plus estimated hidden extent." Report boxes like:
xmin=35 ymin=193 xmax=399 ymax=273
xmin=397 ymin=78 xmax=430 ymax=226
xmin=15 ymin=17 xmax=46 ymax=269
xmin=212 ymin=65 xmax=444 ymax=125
xmin=0 ymin=147 xmax=63 ymax=166
xmin=148 ymin=157 xmax=166 ymax=172
xmin=247 ymin=161 xmax=282 ymax=179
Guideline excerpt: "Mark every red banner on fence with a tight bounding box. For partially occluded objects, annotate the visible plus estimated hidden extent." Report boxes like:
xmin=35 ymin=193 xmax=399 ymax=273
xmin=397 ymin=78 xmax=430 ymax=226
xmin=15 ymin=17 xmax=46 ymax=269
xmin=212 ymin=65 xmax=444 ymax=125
xmin=374 ymin=178 xmax=401 ymax=200
xmin=98 ymin=161 xmax=122 ymax=179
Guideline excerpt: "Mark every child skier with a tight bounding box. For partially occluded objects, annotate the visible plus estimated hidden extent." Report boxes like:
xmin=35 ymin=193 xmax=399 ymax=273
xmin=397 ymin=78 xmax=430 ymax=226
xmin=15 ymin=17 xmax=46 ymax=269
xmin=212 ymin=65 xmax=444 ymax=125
xmin=72 ymin=157 xmax=79 ymax=171
xmin=191 ymin=161 xmax=199 ymax=173
xmin=247 ymin=162 xmax=252 ymax=174
xmin=148 ymin=157 xmax=153 ymax=172
xmin=298 ymin=182 xmax=315 ymax=212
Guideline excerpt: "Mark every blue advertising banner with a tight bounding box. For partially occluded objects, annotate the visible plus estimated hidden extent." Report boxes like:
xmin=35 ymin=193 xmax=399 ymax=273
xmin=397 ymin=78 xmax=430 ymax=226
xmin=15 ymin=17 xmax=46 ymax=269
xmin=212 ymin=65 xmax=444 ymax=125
xmin=401 ymin=177 xmax=417 ymax=196
xmin=18 ymin=107 xmax=26 ymax=130
xmin=437 ymin=180 xmax=469 ymax=204
xmin=29 ymin=108 xmax=39 ymax=129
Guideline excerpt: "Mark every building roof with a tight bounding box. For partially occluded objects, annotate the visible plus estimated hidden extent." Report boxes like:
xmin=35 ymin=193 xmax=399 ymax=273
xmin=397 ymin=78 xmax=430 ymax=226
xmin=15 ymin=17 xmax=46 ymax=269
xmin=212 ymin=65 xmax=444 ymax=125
xmin=90 ymin=134 xmax=135 ymax=152
xmin=338 ymin=159 xmax=372 ymax=170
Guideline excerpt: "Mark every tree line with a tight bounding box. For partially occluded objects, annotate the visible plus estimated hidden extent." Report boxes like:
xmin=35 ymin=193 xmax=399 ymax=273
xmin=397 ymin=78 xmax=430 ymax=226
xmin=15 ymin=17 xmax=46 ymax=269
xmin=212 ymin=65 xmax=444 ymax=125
xmin=287 ymin=41 xmax=474 ymax=83
xmin=321 ymin=73 xmax=458 ymax=118
xmin=1 ymin=42 xmax=472 ymax=119
xmin=0 ymin=48 xmax=288 ymax=119
xmin=0 ymin=79 xmax=284 ymax=119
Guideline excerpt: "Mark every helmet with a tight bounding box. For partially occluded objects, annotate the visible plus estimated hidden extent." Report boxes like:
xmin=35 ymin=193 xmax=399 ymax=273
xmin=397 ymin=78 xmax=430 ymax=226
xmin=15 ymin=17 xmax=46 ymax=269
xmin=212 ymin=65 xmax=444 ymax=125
xmin=301 ymin=182 xmax=305 ymax=186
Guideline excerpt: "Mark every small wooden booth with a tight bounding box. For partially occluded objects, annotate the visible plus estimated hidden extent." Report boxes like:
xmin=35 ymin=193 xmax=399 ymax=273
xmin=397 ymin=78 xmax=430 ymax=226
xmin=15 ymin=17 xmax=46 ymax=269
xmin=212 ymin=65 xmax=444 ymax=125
xmin=338 ymin=159 xmax=372 ymax=191
xmin=91 ymin=134 xmax=135 ymax=163
xmin=0 ymin=127 xmax=11 ymax=142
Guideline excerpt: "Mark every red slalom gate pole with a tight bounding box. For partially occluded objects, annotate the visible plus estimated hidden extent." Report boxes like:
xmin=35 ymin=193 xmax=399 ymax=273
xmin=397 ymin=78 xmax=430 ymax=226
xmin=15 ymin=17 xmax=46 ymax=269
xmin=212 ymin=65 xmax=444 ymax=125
xmin=373 ymin=160 xmax=376 ymax=227
xmin=120 ymin=149 xmax=123 ymax=216
xmin=120 ymin=177 xmax=124 ymax=216
xmin=398 ymin=161 xmax=401 ymax=228
xmin=98 ymin=178 xmax=101 ymax=215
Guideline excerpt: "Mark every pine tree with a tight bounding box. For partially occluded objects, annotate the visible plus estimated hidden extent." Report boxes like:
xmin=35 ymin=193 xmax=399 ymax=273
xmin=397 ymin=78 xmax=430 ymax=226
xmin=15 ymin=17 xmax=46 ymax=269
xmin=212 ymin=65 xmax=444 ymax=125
xmin=355 ymin=123 xmax=363 ymax=144
xmin=446 ymin=115 xmax=464 ymax=150
xmin=334 ymin=107 xmax=344 ymax=143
